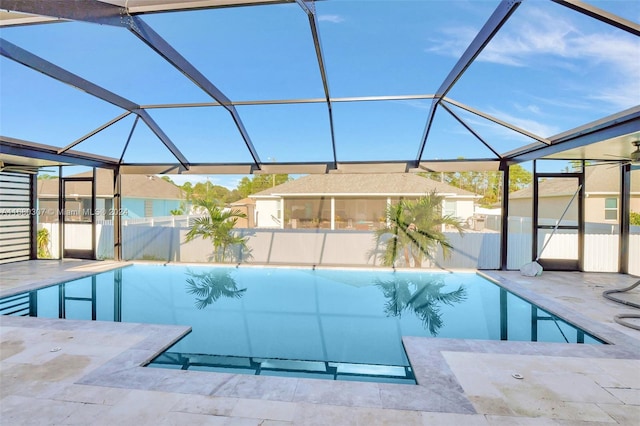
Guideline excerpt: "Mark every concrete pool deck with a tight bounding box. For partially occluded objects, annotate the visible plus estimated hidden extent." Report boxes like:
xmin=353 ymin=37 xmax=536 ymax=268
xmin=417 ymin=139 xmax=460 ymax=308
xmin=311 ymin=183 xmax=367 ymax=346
xmin=1 ymin=260 xmax=639 ymax=425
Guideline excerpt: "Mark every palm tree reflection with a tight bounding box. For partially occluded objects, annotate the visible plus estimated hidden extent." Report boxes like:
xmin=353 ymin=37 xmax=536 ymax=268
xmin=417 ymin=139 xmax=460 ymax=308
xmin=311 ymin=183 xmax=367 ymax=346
xmin=185 ymin=269 xmax=246 ymax=309
xmin=375 ymin=276 xmax=466 ymax=336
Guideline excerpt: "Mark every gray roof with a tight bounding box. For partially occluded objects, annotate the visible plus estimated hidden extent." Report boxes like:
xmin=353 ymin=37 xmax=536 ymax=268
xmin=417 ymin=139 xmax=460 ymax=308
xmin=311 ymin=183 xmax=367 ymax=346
xmin=510 ymin=166 xmax=640 ymax=199
xmin=250 ymin=173 xmax=479 ymax=198
xmin=38 ymin=169 xmax=184 ymax=200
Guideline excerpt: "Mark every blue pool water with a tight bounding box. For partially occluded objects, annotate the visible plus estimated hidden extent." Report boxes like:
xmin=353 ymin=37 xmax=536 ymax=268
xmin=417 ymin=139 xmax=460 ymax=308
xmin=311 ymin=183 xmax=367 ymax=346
xmin=0 ymin=265 xmax=602 ymax=383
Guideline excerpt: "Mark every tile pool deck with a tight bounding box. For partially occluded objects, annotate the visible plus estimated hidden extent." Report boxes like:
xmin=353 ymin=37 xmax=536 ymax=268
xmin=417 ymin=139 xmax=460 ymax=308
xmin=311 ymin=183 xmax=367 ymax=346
xmin=0 ymin=260 xmax=639 ymax=425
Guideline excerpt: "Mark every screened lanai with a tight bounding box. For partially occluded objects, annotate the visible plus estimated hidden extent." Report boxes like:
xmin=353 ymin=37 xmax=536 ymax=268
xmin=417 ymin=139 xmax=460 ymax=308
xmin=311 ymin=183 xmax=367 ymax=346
xmin=0 ymin=0 xmax=638 ymax=273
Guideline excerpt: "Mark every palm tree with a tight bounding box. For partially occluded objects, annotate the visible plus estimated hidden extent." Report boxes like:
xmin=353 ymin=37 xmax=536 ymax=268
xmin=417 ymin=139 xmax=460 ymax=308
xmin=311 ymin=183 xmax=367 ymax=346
xmin=185 ymin=269 xmax=246 ymax=309
xmin=185 ymin=199 xmax=248 ymax=263
xmin=374 ymin=192 xmax=463 ymax=267
xmin=375 ymin=276 xmax=466 ymax=336
xmin=37 ymin=227 xmax=51 ymax=258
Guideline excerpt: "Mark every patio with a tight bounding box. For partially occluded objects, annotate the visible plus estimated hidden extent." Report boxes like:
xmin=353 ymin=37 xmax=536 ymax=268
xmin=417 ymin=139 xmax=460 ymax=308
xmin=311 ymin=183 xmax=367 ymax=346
xmin=1 ymin=260 xmax=639 ymax=424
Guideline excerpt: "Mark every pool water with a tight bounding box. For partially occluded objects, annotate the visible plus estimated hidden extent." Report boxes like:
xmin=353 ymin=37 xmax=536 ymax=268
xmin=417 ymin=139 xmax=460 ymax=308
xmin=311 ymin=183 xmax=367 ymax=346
xmin=0 ymin=265 xmax=602 ymax=383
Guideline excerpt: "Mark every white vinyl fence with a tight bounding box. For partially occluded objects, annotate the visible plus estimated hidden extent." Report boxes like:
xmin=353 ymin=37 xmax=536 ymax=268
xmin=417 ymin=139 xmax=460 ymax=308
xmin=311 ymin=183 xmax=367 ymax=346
xmin=39 ymin=215 xmax=640 ymax=274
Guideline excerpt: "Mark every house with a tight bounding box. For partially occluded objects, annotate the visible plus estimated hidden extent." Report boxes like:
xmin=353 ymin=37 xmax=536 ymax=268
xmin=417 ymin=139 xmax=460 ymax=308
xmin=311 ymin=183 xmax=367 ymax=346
xmin=249 ymin=173 xmax=480 ymax=230
xmin=37 ymin=169 xmax=184 ymax=222
xmin=228 ymin=197 xmax=256 ymax=228
xmin=509 ymin=166 xmax=640 ymax=223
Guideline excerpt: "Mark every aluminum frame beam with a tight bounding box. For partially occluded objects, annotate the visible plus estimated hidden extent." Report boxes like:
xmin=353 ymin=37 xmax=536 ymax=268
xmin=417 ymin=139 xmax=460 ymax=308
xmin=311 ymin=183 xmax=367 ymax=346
xmin=619 ymin=163 xmax=631 ymax=273
xmin=0 ymin=136 xmax=119 ymax=169
xmin=552 ymin=0 xmax=640 ymax=37
xmin=509 ymin=106 xmax=640 ymax=162
xmin=0 ymin=38 xmax=190 ymax=168
xmin=0 ymin=0 xmax=128 ymax=26
xmin=140 ymin=94 xmax=437 ymax=109
xmin=115 ymin=158 xmax=502 ymax=175
xmin=126 ymin=15 xmax=261 ymax=166
xmin=0 ymin=1 xmax=258 ymax=166
xmin=295 ymin=0 xmax=337 ymax=166
xmin=0 ymin=38 xmax=138 ymax=111
xmin=134 ymin=108 xmax=190 ymax=167
xmin=119 ymin=116 xmax=140 ymax=164
xmin=443 ymin=98 xmax=551 ymax=145
xmin=58 ymin=112 xmax=132 ymax=155
xmin=439 ymin=102 xmax=502 ymax=159
xmin=416 ymin=0 xmax=522 ymax=162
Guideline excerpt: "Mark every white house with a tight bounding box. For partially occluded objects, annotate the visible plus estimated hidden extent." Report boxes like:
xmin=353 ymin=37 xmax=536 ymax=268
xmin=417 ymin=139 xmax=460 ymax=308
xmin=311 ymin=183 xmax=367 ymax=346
xmin=249 ymin=173 xmax=480 ymax=230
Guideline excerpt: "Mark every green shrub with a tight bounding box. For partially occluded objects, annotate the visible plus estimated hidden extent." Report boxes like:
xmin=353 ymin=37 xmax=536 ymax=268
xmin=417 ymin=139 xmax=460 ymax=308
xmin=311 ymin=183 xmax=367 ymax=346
xmin=37 ymin=228 xmax=51 ymax=258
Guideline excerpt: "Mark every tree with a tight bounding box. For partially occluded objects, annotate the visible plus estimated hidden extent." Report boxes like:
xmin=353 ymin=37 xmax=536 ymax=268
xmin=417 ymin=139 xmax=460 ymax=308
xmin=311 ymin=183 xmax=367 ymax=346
xmin=508 ymin=164 xmax=532 ymax=192
xmin=181 ymin=182 xmax=193 ymax=200
xmin=37 ymin=228 xmax=51 ymax=258
xmin=374 ymin=192 xmax=464 ymax=268
xmin=185 ymin=269 xmax=246 ymax=309
xmin=421 ymin=163 xmax=532 ymax=206
xmin=375 ymin=276 xmax=466 ymax=336
xmin=37 ymin=174 xmax=58 ymax=180
xmin=185 ymin=199 xmax=248 ymax=263
xmin=160 ymin=176 xmax=174 ymax=185
xmin=631 ymin=211 xmax=640 ymax=226
xmin=237 ymin=174 xmax=290 ymax=198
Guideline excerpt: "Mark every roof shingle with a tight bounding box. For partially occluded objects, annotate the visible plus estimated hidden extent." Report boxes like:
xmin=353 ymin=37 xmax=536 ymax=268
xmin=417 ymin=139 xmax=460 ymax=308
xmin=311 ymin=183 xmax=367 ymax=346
xmin=250 ymin=173 xmax=478 ymax=197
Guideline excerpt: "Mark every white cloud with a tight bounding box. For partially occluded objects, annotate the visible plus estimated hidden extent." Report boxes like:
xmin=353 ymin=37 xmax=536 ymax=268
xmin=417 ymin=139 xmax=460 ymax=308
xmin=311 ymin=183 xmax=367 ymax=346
xmin=318 ymin=14 xmax=345 ymax=24
xmin=513 ymin=103 xmax=543 ymax=116
xmin=484 ymin=108 xmax=560 ymax=138
xmin=394 ymin=99 xmax=433 ymax=111
xmin=449 ymin=106 xmax=559 ymax=140
xmin=425 ymin=6 xmax=640 ymax=110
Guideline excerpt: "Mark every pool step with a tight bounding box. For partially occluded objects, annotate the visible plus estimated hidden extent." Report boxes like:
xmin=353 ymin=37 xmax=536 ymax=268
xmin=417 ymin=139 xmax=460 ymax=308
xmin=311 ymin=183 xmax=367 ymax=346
xmin=149 ymin=351 xmax=416 ymax=384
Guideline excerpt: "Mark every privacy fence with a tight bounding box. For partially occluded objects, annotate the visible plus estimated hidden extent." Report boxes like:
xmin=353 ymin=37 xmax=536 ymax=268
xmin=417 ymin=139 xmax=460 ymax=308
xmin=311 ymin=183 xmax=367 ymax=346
xmin=39 ymin=215 xmax=639 ymax=274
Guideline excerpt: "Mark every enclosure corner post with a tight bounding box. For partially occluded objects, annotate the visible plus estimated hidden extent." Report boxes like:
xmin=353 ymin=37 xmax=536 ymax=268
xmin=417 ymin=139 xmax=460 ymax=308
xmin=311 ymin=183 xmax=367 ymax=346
xmin=114 ymin=166 xmax=122 ymax=261
xmin=500 ymin=160 xmax=510 ymax=270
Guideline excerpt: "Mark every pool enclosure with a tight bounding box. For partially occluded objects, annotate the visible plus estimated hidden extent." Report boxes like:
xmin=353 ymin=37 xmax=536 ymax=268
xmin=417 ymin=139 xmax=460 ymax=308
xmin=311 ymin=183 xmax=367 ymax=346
xmin=0 ymin=0 xmax=638 ymax=274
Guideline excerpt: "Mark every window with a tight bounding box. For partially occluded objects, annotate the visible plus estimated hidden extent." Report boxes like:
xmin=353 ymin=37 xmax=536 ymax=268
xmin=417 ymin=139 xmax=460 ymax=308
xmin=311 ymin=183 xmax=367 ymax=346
xmin=604 ymin=198 xmax=617 ymax=221
xmin=144 ymin=200 xmax=153 ymax=217
xmin=444 ymin=200 xmax=456 ymax=217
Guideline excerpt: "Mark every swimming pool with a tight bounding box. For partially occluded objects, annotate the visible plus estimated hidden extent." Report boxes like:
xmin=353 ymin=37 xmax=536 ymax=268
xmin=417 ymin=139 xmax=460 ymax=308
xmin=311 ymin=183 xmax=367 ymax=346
xmin=0 ymin=265 xmax=602 ymax=383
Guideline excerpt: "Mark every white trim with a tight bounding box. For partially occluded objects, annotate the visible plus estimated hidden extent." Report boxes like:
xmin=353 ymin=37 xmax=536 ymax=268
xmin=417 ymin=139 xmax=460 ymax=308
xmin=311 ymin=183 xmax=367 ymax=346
xmin=330 ymin=197 xmax=335 ymax=230
xmin=251 ymin=192 xmax=479 ymax=199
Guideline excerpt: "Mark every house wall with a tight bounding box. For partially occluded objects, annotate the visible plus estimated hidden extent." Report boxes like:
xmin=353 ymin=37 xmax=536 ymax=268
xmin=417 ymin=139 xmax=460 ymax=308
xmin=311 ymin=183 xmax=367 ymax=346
xmin=255 ymin=199 xmax=281 ymax=228
xmin=510 ymin=195 xmax=640 ymax=224
xmin=455 ymin=199 xmax=475 ymax=221
xmin=122 ymin=198 xmax=181 ymax=218
xmin=585 ymin=195 xmax=640 ymax=222
xmin=284 ymin=197 xmax=392 ymax=230
xmin=510 ymin=196 xmax=577 ymax=221
xmin=121 ymin=198 xmax=144 ymax=218
xmin=151 ymin=199 xmax=182 ymax=217
xmin=278 ymin=196 xmax=476 ymax=230
xmin=231 ymin=204 xmax=255 ymax=228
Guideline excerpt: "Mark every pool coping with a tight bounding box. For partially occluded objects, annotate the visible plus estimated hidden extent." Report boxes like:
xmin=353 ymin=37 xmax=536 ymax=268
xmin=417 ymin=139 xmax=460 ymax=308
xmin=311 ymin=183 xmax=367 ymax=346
xmin=0 ymin=260 xmax=133 ymax=299
xmin=480 ymin=270 xmax=640 ymax=351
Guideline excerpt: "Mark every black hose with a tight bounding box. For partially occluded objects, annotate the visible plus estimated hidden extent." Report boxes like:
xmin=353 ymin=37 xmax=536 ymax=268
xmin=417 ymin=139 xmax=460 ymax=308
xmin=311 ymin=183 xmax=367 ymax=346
xmin=603 ymin=279 xmax=640 ymax=331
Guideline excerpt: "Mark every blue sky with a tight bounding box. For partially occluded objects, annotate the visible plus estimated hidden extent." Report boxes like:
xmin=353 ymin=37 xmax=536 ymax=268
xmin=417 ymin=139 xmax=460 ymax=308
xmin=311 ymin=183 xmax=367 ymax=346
xmin=1 ymin=0 xmax=638 ymax=188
